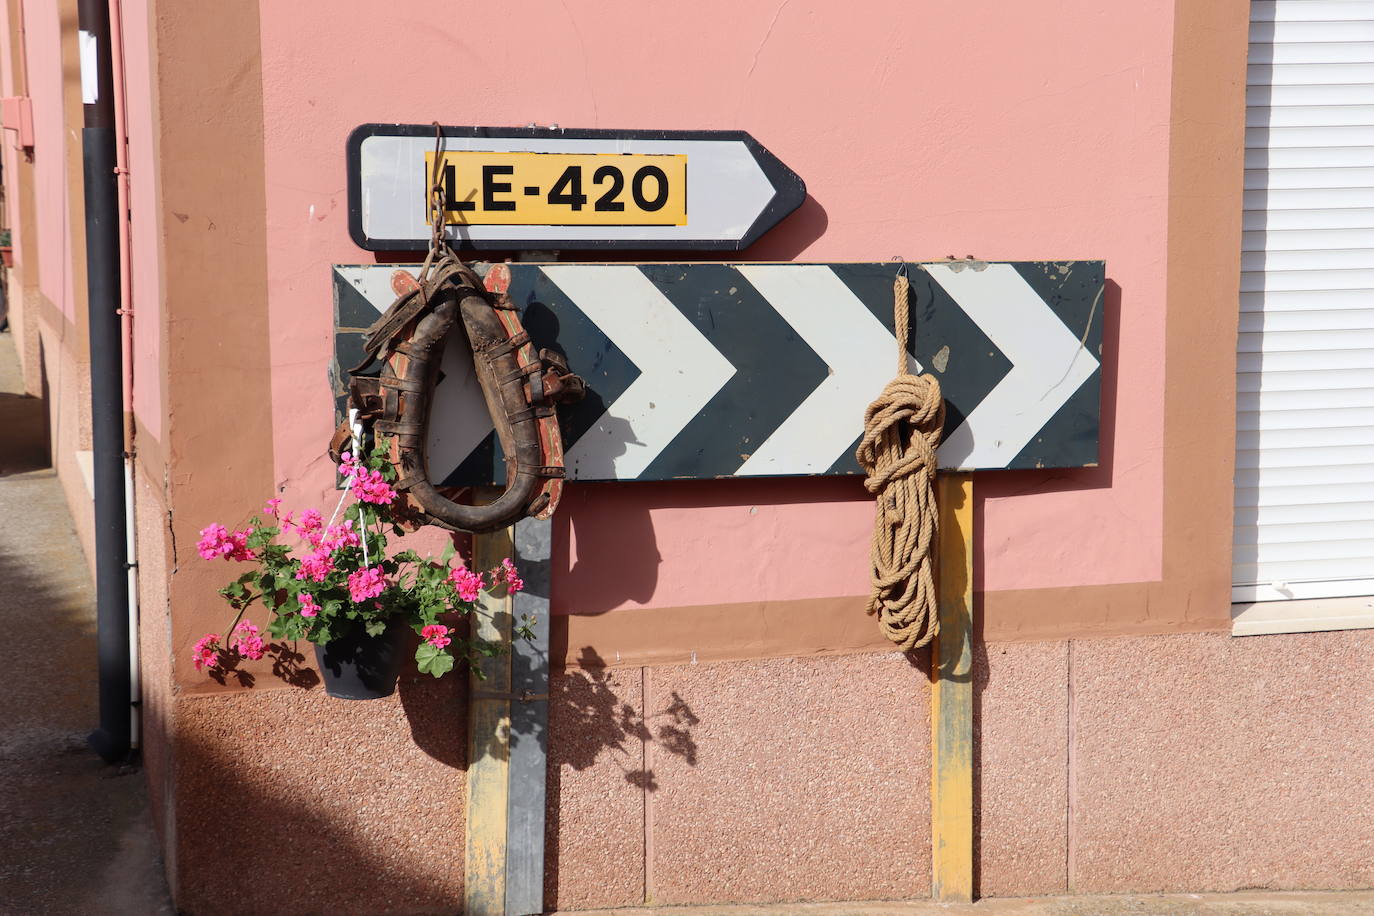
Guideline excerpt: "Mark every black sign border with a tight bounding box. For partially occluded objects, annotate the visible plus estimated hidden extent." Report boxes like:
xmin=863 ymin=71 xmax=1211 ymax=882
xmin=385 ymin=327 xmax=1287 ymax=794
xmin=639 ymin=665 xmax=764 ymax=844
xmin=345 ymin=123 xmax=807 ymax=252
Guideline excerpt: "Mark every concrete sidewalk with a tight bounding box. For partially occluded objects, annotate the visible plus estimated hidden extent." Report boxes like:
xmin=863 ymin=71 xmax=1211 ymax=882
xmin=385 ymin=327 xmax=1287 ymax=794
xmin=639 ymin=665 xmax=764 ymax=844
xmin=0 ymin=330 xmax=172 ymax=914
xmin=563 ymin=890 xmax=1374 ymax=915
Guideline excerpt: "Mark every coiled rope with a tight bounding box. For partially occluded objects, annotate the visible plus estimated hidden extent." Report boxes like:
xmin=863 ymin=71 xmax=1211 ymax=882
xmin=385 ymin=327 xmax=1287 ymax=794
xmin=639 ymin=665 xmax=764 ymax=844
xmin=855 ymin=268 xmax=946 ymax=651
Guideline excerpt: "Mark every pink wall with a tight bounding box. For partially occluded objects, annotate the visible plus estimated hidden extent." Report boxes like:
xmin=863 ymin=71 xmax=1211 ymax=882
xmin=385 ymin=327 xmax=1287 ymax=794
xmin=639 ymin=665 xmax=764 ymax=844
xmin=120 ymin=0 xmax=162 ymax=443
xmin=259 ymin=0 xmax=1173 ymax=610
xmin=22 ymin=0 xmax=75 ymax=322
xmin=0 ymin=7 xmax=20 ymax=269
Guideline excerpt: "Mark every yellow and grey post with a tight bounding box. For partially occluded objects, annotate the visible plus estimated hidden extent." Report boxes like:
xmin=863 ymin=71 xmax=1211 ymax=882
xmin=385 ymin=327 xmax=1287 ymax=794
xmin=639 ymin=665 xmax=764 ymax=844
xmin=465 ymin=510 xmax=551 ymax=916
xmin=931 ymin=473 xmax=974 ymax=902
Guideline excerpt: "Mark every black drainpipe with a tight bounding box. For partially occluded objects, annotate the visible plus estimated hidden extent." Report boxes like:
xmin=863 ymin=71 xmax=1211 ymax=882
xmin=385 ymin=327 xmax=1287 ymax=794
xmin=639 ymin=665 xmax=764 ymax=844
xmin=78 ymin=0 xmax=131 ymax=763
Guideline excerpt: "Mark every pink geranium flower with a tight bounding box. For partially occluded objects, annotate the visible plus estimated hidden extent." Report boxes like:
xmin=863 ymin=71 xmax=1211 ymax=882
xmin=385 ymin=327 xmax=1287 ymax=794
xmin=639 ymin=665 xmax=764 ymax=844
xmin=319 ymin=521 xmax=360 ymax=551
xmin=449 ymin=566 xmax=483 ymax=602
xmin=347 ymin=566 xmax=386 ymax=603
xmin=191 ymin=633 xmax=221 ymax=671
xmin=420 ymin=624 xmax=451 ymax=649
xmin=230 ymin=619 xmax=267 ymax=661
xmin=350 ymin=468 xmax=397 ymax=505
xmin=499 ymin=557 xmax=524 ymax=594
xmin=298 ymin=593 xmax=321 ymax=618
xmin=295 ymin=548 xmax=334 ymax=582
xmin=197 ymin=524 xmax=255 ymax=562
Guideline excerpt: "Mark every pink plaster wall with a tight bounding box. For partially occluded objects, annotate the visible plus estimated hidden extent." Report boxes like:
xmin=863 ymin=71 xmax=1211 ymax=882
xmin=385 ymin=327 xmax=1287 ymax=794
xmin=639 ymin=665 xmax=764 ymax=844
xmin=0 ymin=7 xmax=20 ymax=267
xmin=119 ymin=0 xmax=162 ymax=443
xmin=258 ymin=0 xmax=1172 ymax=607
xmin=22 ymin=0 xmax=75 ymax=323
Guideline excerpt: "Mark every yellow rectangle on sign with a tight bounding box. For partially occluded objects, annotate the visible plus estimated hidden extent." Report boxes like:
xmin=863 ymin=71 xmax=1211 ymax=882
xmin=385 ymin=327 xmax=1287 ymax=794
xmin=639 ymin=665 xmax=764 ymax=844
xmin=424 ymin=151 xmax=687 ymax=226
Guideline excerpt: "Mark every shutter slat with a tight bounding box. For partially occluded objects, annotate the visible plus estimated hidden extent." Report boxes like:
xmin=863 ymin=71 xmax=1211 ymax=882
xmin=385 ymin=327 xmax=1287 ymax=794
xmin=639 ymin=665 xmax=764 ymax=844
xmin=1244 ymin=227 xmax=1374 ymax=250
xmin=1236 ymin=462 xmax=1374 ymax=487
xmin=1250 ymin=41 xmax=1374 ymax=65
xmin=1237 ymin=383 xmax=1374 ymax=409
xmin=1238 ymin=405 xmax=1374 ymax=431
xmin=1237 ymin=537 xmax=1374 ymax=564
xmin=1247 ymin=125 xmax=1374 ymax=147
xmin=1238 ymin=366 xmax=1374 ymax=392
xmin=1242 ymin=186 xmax=1374 ymax=209
xmin=1237 ymin=326 xmax=1374 ymax=351
xmin=1250 ymin=83 xmax=1374 ymax=106
xmin=1251 ymin=21 xmax=1374 ymax=42
xmin=1236 ymin=499 xmax=1374 ymax=526
xmin=1240 ymin=266 xmax=1374 ymax=290
xmin=1236 ymin=557 xmax=1374 ymax=583
xmin=1244 ymin=204 xmax=1374 ymax=229
xmin=1249 ymin=62 xmax=1374 ymax=86
xmin=1238 ymin=350 xmax=1374 ymax=372
xmin=1252 ymin=2 xmax=1374 ymax=25
xmin=1241 ymin=288 xmax=1374 ymax=310
xmin=1246 ymin=165 xmax=1374 ymax=188
xmin=1237 ymin=481 xmax=1374 ymax=507
xmin=1242 ymin=247 xmax=1374 ymax=269
xmin=1237 ymin=422 xmax=1374 ymax=451
xmin=1240 ymin=308 xmax=1374 ymax=331
xmin=1241 ymin=518 xmax=1374 ymax=546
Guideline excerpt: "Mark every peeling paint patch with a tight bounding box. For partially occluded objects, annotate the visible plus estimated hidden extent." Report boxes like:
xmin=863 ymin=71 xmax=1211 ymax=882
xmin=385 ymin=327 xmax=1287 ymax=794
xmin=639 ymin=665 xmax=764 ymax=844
xmin=933 ymin=345 xmax=950 ymax=373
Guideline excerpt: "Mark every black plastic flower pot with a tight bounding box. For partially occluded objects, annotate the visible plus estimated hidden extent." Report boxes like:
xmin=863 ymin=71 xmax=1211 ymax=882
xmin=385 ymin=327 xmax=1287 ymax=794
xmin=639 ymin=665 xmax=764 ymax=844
xmin=313 ymin=617 xmax=409 ymax=700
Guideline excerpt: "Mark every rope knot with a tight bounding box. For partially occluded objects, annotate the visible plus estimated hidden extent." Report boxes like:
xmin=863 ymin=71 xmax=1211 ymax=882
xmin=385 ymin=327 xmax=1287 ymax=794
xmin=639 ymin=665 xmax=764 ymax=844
xmin=854 ymin=271 xmax=946 ymax=652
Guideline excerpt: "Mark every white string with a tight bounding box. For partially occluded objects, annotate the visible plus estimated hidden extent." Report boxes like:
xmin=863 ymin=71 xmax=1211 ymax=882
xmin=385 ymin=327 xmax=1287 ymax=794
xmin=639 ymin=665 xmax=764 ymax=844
xmin=325 ymin=407 xmax=369 ymax=568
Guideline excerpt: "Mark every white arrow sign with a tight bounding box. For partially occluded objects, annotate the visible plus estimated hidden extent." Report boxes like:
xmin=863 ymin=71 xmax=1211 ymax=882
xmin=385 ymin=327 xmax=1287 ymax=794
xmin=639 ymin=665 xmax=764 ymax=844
xmin=734 ymin=265 xmax=921 ymax=475
xmin=334 ymin=261 xmax=1103 ymax=481
xmin=541 ymin=265 xmax=736 ymax=479
xmin=927 ymin=263 xmax=1100 ymax=468
xmin=347 ymin=125 xmax=806 ymax=251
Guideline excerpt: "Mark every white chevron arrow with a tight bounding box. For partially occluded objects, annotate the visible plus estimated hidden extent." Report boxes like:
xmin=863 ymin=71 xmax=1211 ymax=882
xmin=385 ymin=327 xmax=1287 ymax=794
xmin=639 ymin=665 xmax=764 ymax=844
xmin=734 ymin=265 xmax=921 ymax=475
xmin=927 ymin=263 xmax=1099 ymax=468
xmin=542 ymin=265 xmax=736 ymax=479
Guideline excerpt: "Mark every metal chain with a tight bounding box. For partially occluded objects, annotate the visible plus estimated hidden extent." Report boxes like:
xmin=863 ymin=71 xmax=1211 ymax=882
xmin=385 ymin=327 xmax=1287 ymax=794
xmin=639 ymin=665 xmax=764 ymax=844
xmin=417 ymin=121 xmax=453 ymax=288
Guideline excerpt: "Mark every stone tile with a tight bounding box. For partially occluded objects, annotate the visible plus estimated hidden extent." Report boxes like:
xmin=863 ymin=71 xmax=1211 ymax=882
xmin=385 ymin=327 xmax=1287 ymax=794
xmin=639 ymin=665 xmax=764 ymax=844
xmin=172 ymin=672 xmax=466 ymax=915
xmin=976 ymin=640 xmax=1069 ymax=897
xmin=545 ymin=664 xmax=647 ymax=911
xmin=648 ymin=652 xmax=930 ymax=905
xmin=1072 ymin=630 xmax=1374 ymax=893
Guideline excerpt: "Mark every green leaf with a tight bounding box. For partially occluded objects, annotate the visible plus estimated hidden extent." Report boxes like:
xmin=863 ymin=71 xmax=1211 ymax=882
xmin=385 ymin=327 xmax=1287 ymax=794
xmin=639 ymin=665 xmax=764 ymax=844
xmin=425 ymin=652 xmax=454 ymax=677
xmin=440 ymin=540 xmax=456 ymax=565
xmin=364 ymin=619 xmax=388 ymax=637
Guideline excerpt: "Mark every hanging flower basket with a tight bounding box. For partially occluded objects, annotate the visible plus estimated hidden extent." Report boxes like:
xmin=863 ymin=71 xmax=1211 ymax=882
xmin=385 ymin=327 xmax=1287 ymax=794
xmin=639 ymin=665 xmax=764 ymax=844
xmin=188 ymin=436 xmax=530 ymax=698
xmin=312 ymin=614 xmax=409 ymax=700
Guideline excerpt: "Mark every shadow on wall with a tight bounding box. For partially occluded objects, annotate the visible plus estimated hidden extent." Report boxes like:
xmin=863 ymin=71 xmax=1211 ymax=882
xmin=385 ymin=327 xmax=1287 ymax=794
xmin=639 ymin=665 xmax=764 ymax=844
xmin=551 ymin=473 xmax=871 ymax=619
xmin=544 ymin=648 xmax=701 ymax=912
xmin=970 ymin=276 xmax=1123 ymax=601
xmin=367 ymin=194 xmax=830 ymax=266
xmin=166 ymin=645 xmax=701 ymax=915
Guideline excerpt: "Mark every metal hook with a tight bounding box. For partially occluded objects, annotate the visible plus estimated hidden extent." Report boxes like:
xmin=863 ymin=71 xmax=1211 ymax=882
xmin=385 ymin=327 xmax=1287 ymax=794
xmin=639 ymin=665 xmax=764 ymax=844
xmin=890 ymin=255 xmax=908 ymax=280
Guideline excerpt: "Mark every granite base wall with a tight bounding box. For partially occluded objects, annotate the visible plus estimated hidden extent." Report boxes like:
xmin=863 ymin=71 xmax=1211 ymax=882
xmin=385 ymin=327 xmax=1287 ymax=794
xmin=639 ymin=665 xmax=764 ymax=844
xmin=153 ymin=629 xmax=1374 ymax=914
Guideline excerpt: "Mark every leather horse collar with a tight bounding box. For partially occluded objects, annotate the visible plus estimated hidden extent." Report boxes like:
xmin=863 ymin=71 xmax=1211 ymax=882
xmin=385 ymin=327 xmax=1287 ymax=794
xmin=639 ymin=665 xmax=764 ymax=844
xmin=331 ymin=254 xmax=583 ymax=534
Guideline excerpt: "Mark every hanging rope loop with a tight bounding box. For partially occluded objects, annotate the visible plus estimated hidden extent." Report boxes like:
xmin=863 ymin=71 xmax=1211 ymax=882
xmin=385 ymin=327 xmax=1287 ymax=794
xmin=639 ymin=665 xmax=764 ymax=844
xmin=855 ymin=269 xmax=946 ymax=652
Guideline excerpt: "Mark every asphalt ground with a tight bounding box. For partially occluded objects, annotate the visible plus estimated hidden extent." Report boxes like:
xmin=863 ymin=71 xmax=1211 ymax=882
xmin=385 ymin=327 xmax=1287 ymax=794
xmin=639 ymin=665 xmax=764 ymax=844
xmin=0 ymin=330 xmax=172 ymax=915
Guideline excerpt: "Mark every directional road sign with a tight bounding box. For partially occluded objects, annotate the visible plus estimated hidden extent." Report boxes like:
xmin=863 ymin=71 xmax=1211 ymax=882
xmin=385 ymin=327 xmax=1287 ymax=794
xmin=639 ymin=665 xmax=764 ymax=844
xmin=332 ymin=261 xmax=1104 ymax=482
xmin=347 ymin=125 xmax=806 ymax=251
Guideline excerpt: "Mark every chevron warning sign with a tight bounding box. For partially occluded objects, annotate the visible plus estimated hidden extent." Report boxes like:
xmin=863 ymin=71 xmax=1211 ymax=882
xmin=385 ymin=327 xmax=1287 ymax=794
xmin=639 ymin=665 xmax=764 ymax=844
xmin=332 ymin=261 xmax=1104 ymax=483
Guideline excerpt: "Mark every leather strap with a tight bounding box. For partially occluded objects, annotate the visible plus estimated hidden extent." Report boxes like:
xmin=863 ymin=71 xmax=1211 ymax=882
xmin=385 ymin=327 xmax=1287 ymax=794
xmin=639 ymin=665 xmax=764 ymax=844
xmin=330 ymin=256 xmax=584 ymax=534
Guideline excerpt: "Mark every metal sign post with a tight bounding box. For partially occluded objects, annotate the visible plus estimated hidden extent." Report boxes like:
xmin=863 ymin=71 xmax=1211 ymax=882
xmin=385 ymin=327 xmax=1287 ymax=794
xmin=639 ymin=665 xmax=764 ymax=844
xmin=344 ymin=126 xmax=1104 ymax=910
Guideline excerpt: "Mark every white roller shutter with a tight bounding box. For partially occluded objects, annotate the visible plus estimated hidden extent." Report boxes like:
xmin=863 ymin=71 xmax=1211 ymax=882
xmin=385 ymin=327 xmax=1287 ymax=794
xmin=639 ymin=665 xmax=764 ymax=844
xmin=1235 ymin=0 xmax=1374 ymax=604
